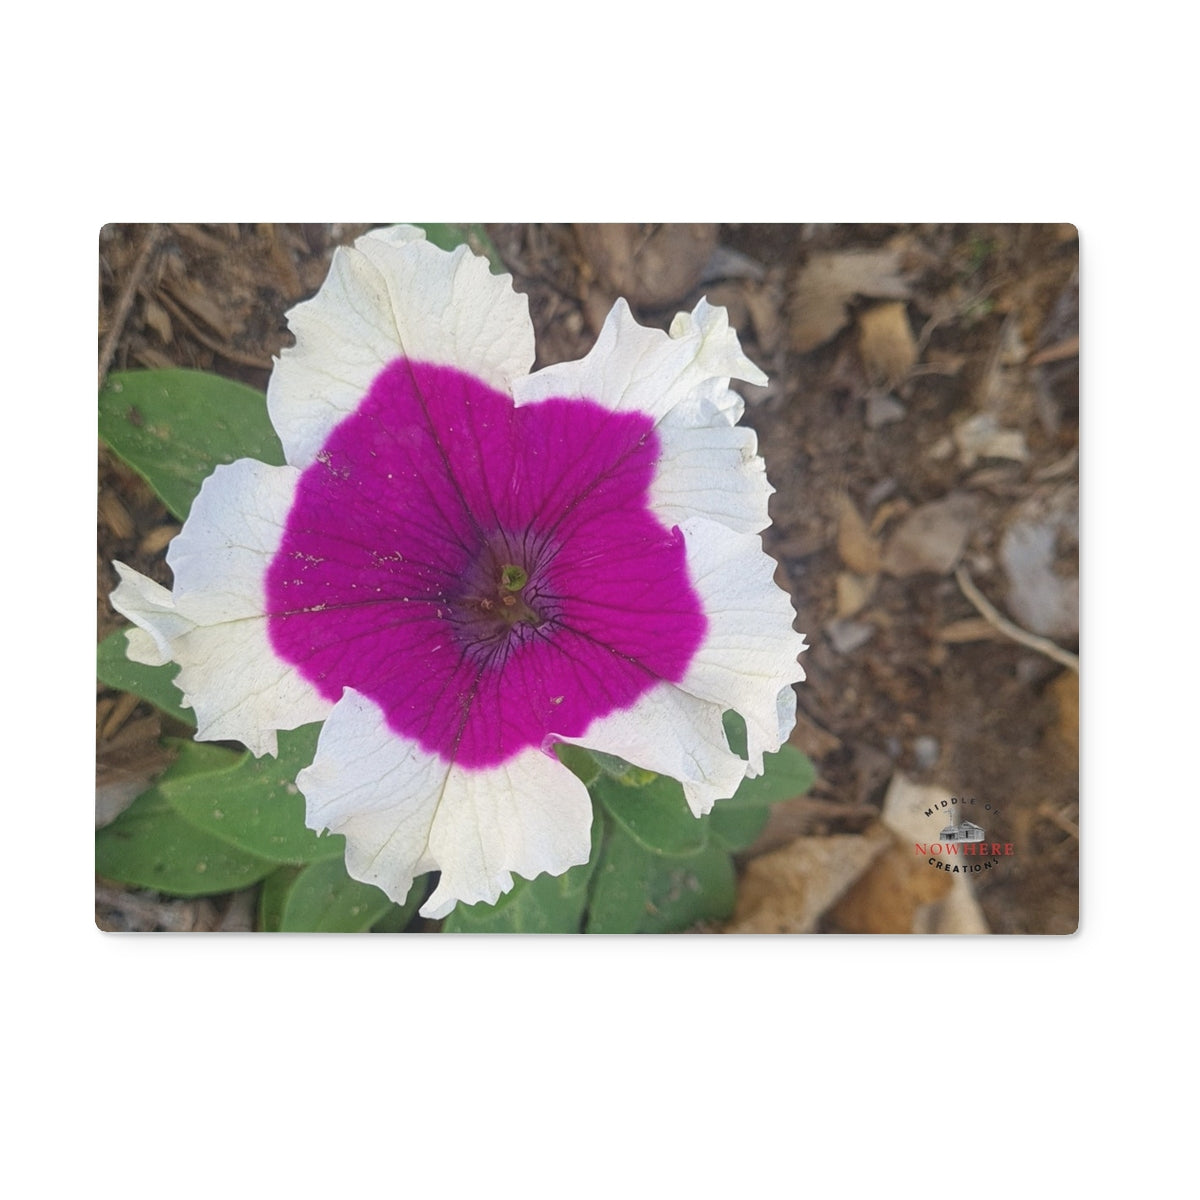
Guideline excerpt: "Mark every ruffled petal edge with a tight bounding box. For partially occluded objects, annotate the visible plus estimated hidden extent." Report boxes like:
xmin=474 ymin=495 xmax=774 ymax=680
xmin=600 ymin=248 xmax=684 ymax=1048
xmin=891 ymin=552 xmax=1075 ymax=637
xmin=512 ymin=296 xmax=766 ymax=427
xmin=675 ymin=516 xmax=807 ymax=775
xmin=109 ymin=459 xmax=332 ymax=757
xmin=297 ymin=689 xmax=594 ymax=918
xmin=268 ymin=225 xmax=536 ymax=468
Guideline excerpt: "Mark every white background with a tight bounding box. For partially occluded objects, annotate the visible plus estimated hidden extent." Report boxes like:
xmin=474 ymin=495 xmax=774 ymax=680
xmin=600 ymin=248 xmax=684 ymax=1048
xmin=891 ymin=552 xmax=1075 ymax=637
xmin=6 ymin=3 xmax=1189 ymax=1195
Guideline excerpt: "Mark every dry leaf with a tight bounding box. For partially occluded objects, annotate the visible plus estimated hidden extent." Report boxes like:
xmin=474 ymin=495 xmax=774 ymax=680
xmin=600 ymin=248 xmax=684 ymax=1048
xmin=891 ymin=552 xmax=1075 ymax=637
xmin=139 ymin=523 xmax=181 ymax=556
xmin=133 ymin=346 xmax=178 ymax=370
xmin=96 ymin=712 xmax=175 ymax=827
xmin=869 ymin=774 xmax=992 ymax=930
xmin=857 ymin=301 xmax=917 ymax=387
xmin=142 ymin=296 xmax=173 ymax=344
xmin=827 ymin=842 xmax=953 ymax=933
xmin=925 ymin=876 xmax=990 ymax=934
xmin=96 ymin=885 xmax=223 ymax=933
xmin=574 ymin=224 xmax=719 ymax=309
xmin=836 ymin=571 xmax=877 ymax=618
xmin=99 ymin=691 xmax=140 ymax=741
xmin=790 ymin=710 xmax=843 ymax=760
xmin=937 ymin=617 xmax=1006 ymax=643
xmin=162 ymin=279 xmax=235 ymax=339
xmin=869 ymin=496 xmax=910 ymax=534
xmin=881 ymin=492 xmax=978 ymax=577
xmin=725 ymin=825 xmax=891 ymax=933
xmin=1047 ymin=670 xmax=1079 ymax=768
xmin=879 ymin=772 xmax=952 ymax=842
xmin=742 ymin=279 xmax=785 ymax=356
xmin=789 ymin=248 xmax=911 ymax=353
xmin=835 ymin=493 xmax=882 ymax=574
xmin=744 ymin=796 xmax=877 ymax=857
xmin=98 ymin=489 xmax=135 ymax=541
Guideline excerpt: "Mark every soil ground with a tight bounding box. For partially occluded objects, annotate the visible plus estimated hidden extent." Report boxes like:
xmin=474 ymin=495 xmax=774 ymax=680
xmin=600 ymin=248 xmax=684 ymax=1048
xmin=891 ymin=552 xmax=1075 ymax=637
xmin=97 ymin=223 xmax=1079 ymax=933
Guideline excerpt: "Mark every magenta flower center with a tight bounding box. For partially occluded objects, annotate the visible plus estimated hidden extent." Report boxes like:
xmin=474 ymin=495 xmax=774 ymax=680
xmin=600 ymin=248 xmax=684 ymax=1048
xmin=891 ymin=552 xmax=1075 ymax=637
xmin=265 ymin=359 xmax=706 ymax=768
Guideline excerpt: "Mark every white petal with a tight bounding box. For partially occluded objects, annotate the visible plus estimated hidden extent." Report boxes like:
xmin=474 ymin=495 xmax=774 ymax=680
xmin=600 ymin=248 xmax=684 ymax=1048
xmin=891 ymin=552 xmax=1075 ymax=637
xmin=513 ymin=296 xmax=767 ymax=424
xmin=557 ymin=681 xmax=748 ymax=817
xmin=125 ymin=626 xmax=164 ymax=666
xmin=358 ymin=224 xmax=426 ymax=251
xmin=423 ymin=751 xmax=594 ymax=919
xmin=162 ymin=620 xmax=330 ymax=756
xmin=109 ymin=460 xmax=331 ymax=757
xmin=676 ymin=517 xmax=807 ymax=774
xmin=668 ymin=297 xmax=768 ymax=390
xmin=769 ymin=683 xmax=799 ymax=772
xmin=268 ymin=225 xmax=536 ymax=468
xmin=168 ymin=459 xmax=299 ymax=620
xmin=298 ymin=689 xmax=595 ymax=918
xmin=110 ymin=563 xmax=195 ymax=665
xmin=297 ymin=689 xmax=445 ymax=897
xmin=650 ymin=385 xmax=775 ymax=534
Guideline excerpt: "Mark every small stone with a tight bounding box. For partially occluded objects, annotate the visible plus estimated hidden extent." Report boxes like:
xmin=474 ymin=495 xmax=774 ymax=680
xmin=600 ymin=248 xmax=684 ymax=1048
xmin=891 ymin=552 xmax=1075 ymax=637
xmin=865 ymin=392 xmax=907 ymax=429
xmin=825 ymin=618 xmax=875 ymax=654
xmin=1000 ymin=517 xmax=1079 ymax=638
xmin=954 ymin=412 xmax=1030 ymax=468
xmin=865 ymin=477 xmax=897 ymax=509
xmin=913 ymin=735 xmax=940 ymax=770
xmin=881 ymin=492 xmax=979 ymax=576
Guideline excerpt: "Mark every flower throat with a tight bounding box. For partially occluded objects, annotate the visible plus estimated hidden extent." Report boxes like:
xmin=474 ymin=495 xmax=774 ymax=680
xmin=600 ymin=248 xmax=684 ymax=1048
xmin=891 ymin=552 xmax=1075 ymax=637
xmin=460 ymin=561 xmax=544 ymax=630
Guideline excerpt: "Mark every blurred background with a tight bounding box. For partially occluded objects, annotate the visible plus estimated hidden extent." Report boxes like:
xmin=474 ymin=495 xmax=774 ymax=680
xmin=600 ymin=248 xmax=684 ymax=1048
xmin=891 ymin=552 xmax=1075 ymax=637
xmin=97 ymin=223 xmax=1079 ymax=934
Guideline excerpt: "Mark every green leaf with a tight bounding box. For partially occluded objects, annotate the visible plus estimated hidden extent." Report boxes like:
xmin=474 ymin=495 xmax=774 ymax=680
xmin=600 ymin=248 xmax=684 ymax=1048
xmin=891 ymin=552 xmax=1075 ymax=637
xmin=415 ymin=224 xmax=505 ymax=274
xmin=96 ymin=742 xmax=276 ymax=896
xmin=440 ymin=871 xmax=580 ymax=933
xmin=584 ymin=822 xmax=655 ymax=933
xmin=705 ymin=803 xmax=772 ymax=852
xmin=96 ymin=628 xmax=195 ymax=727
xmin=371 ymin=893 xmax=425 ymax=933
xmin=592 ymin=772 xmax=708 ymax=857
xmin=722 ymin=710 xmax=749 ymax=758
xmin=258 ymin=866 xmax=302 ymax=931
xmin=274 ymin=858 xmax=397 ymax=932
xmin=262 ymin=862 xmax=421 ymax=933
xmin=726 ymin=745 xmax=816 ymax=809
xmin=587 ymin=747 xmax=658 ymax=786
xmin=554 ymin=742 xmax=600 ymax=787
xmin=98 ymin=369 xmax=284 ymax=520
xmin=718 ymin=711 xmax=816 ymax=808
xmin=640 ymin=844 xmax=738 ymax=933
xmin=162 ymin=725 xmax=342 ymax=865
xmin=585 ymin=821 xmax=738 ymax=934
xmin=442 ymin=813 xmax=605 ymax=933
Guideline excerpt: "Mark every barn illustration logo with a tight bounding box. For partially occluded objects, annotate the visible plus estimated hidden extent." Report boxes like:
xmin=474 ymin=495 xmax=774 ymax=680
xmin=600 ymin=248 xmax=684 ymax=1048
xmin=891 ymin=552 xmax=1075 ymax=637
xmin=914 ymin=795 xmax=1014 ymax=875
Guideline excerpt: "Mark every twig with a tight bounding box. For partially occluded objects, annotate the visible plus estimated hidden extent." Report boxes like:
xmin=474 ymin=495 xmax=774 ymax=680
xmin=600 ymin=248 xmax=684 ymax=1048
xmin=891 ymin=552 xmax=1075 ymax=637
xmin=954 ymin=564 xmax=1079 ymax=672
xmin=1028 ymin=336 xmax=1079 ymax=367
xmin=156 ymin=289 xmax=274 ymax=370
xmin=1038 ymin=803 xmax=1079 ymax=839
xmin=98 ymin=223 xmax=165 ymax=388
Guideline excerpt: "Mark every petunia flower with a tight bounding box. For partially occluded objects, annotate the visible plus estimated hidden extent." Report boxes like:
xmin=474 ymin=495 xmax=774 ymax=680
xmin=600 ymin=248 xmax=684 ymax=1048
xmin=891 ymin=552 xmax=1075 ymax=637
xmin=110 ymin=225 xmax=807 ymax=918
